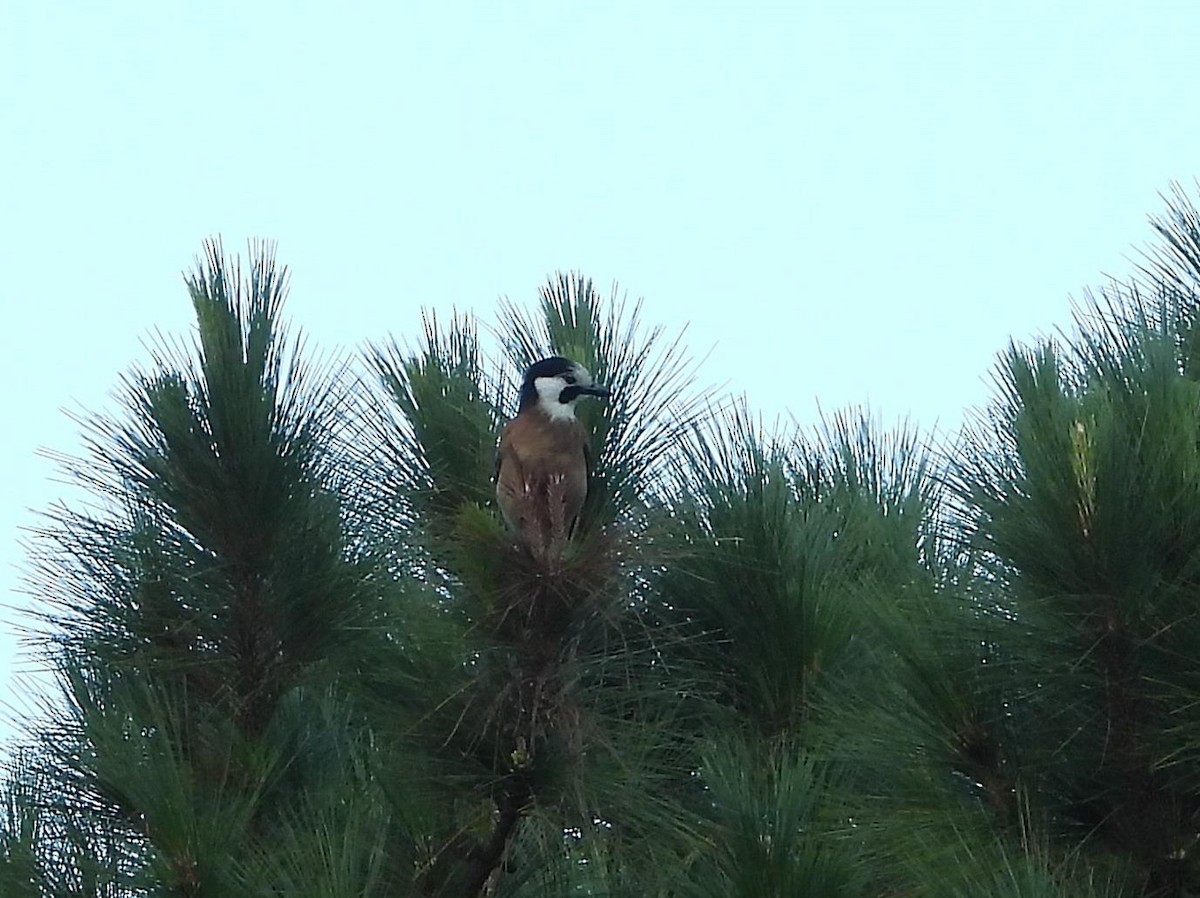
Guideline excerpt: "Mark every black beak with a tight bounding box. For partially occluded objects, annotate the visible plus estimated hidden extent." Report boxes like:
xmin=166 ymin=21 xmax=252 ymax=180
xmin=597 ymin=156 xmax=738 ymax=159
xmin=581 ymin=385 xmax=610 ymax=398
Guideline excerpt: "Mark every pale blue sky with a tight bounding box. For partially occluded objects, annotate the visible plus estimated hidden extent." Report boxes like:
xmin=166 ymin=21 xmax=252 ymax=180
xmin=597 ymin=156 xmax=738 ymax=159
xmin=3 ymin=1 xmax=1199 ymax=749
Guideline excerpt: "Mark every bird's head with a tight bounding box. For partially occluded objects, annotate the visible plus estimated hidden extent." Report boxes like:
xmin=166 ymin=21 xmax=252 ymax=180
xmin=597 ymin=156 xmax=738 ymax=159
xmin=519 ymin=356 xmax=610 ymax=421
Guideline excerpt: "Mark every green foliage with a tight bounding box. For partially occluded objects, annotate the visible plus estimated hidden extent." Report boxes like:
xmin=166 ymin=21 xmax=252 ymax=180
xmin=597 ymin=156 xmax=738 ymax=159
xmin=12 ymin=187 xmax=1200 ymax=896
xmin=679 ymin=738 xmax=863 ymax=898
xmin=658 ymin=403 xmax=933 ymax=737
xmin=368 ymin=311 xmax=502 ymax=527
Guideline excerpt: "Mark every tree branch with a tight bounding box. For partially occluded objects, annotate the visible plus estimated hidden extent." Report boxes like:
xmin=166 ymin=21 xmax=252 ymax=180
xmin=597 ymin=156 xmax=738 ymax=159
xmin=461 ymin=776 xmax=530 ymax=898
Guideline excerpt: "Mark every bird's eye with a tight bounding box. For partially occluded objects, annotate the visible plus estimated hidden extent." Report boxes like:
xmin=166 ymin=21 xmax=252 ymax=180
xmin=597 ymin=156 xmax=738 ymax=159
xmin=563 ymin=373 xmax=576 ymax=384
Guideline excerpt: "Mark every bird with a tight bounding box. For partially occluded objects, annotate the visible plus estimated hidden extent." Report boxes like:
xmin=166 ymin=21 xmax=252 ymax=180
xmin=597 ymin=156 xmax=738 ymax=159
xmin=495 ymin=356 xmax=610 ymax=557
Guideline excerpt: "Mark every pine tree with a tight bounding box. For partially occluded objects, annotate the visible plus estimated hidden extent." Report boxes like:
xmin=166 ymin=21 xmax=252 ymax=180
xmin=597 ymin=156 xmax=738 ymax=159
xmin=0 ymin=248 xmax=713 ymax=896
xmin=6 ymin=186 xmax=1200 ymax=897
xmin=802 ymin=184 xmax=1200 ymax=898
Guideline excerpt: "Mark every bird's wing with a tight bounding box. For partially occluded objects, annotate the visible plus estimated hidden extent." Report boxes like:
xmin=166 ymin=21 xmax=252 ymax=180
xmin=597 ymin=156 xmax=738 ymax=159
xmin=495 ymin=420 xmax=519 ymax=483
xmin=562 ymin=421 xmax=593 ymax=539
xmin=494 ymin=422 xmax=526 ymax=530
xmin=582 ymin=426 xmax=595 ymax=478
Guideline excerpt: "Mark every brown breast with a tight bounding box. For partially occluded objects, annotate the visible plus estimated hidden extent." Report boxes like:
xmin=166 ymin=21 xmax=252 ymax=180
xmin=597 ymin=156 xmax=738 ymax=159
xmin=496 ymin=411 xmax=590 ymax=545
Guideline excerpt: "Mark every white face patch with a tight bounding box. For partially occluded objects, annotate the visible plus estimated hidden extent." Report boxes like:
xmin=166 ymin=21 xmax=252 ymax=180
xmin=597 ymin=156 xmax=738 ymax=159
xmin=534 ymin=375 xmax=577 ymax=421
xmin=530 ymin=364 xmax=598 ymax=421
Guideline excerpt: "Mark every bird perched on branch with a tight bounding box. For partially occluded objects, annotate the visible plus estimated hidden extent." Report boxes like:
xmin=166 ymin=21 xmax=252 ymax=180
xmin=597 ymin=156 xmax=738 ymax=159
xmin=496 ymin=356 xmax=609 ymax=557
